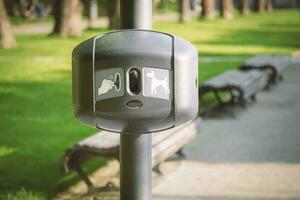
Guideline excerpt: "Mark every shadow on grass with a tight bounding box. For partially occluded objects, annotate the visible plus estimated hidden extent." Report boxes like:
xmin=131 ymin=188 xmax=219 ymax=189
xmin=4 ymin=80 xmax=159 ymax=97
xmin=195 ymin=28 xmax=300 ymax=49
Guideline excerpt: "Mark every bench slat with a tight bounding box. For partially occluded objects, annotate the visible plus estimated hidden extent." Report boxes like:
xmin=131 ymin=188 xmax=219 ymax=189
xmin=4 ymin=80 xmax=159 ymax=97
xmin=244 ymin=55 xmax=290 ymax=78
xmin=61 ymin=118 xmax=201 ymax=190
xmin=74 ymin=126 xmax=185 ymax=155
xmin=62 ymin=118 xmax=202 ymax=172
xmin=199 ymin=69 xmax=267 ymax=109
xmin=241 ymin=55 xmax=291 ymax=88
xmin=152 ymin=118 xmax=201 ymax=166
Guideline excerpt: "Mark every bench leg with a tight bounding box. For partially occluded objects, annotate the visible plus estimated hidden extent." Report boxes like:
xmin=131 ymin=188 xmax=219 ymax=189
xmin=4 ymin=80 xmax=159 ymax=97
xmin=272 ymin=71 xmax=278 ymax=84
xmin=153 ymin=164 xmax=163 ymax=175
xmin=105 ymin=181 xmax=119 ymax=190
xmin=230 ymin=90 xmax=241 ymax=104
xmin=237 ymin=91 xmax=246 ymax=107
xmin=228 ymin=90 xmax=234 ymax=104
xmin=231 ymin=87 xmax=246 ymax=107
xmin=251 ymin=94 xmax=256 ymax=102
xmin=239 ymin=99 xmax=246 ymax=108
xmin=176 ymin=149 xmax=186 ymax=159
xmin=265 ymin=71 xmax=274 ymax=88
xmin=73 ymin=158 xmax=95 ymax=191
xmin=267 ymin=67 xmax=278 ymax=85
xmin=213 ymin=91 xmax=219 ymax=104
xmin=214 ymin=91 xmax=225 ymax=106
xmin=265 ymin=83 xmax=271 ymax=90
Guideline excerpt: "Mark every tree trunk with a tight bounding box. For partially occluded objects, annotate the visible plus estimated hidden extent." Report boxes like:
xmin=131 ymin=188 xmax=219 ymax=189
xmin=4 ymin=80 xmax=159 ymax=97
xmin=220 ymin=0 xmax=233 ymax=19
xmin=3 ymin=0 xmax=21 ymax=17
xmin=266 ymin=0 xmax=273 ymax=12
xmin=240 ymin=0 xmax=250 ymax=15
xmin=52 ymin=0 xmax=83 ymax=37
xmin=107 ymin=0 xmax=120 ymax=30
xmin=201 ymin=0 xmax=215 ymax=20
xmin=0 ymin=0 xmax=17 ymax=48
xmin=152 ymin=0 xmax=156 ymax=15
xmin=89 ymin=0 xmax=98 ymax=28
xmin=179 ymin=0 xmax=191 ymax=22
xmin=160 ymin=0 xmax=167 ymax=9
xmin=255 ymin=0 xmax=266 ymax=13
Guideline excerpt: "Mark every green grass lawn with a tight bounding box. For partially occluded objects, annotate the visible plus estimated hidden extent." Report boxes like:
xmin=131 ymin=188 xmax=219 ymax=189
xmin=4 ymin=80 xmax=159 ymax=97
xmin=0 ymin=10 xmax=299 ymax=199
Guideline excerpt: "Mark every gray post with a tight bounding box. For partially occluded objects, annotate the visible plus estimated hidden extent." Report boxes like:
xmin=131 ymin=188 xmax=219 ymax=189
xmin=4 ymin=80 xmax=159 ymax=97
xmin=120 ymin=0 xmax=152 ymax=29
xmin=120 ymin=134 xmax=152 ymax=200
xmin=119 ymin=1 xmax=152 ymax=200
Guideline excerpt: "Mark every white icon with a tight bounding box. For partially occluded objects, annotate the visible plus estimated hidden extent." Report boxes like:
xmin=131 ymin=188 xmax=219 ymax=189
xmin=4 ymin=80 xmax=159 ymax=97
xmin=98 ymin=73 xmax=121 ymax=96
xmin=146 ymin=70 xmax=170 ymax=95
xmin=98 ymin=79 xmax=114 ymax=95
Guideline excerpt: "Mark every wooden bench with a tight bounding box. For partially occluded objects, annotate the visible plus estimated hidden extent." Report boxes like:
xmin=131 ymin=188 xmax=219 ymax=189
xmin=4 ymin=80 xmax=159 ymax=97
xmin=61 ymin=117 xmax=202 ymax=190
xmin=199 ymin=70 xmax=268 ymax=108
xmin=240 ymin=55 xmax=291 ymax=87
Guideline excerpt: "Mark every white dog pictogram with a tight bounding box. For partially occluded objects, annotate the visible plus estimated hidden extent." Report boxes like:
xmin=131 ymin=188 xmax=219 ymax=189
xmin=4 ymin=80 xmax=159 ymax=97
xmin=146 ymin=70 xmax=170 ymax=95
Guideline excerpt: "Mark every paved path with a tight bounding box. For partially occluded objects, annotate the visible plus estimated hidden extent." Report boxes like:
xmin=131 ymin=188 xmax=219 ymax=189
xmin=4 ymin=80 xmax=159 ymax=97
xmin=153 ymin=62 xmax=300 ymax=200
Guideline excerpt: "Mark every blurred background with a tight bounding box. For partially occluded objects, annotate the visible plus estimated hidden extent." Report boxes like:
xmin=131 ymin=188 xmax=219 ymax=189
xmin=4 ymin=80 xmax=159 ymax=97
xmin=0 ymin=0 xmax=300 ymax=199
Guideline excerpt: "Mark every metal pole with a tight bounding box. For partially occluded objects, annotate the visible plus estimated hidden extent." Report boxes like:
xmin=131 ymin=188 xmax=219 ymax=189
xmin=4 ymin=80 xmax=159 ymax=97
xmin=120 ymin=0 xmax=152 ymax=29
xmin=119 ymin=1 xmax=152 ymax=200
xmin=120 ymin=134 xmax=152 ymax=200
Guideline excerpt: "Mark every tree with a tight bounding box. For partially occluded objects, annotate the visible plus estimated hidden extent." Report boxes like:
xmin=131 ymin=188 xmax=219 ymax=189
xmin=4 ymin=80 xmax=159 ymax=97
xmin=179 ymin=0 xmax=191 ymax=22
xmin=89 ymin=0 xmax=98 ymax=28
xmin=52 ymin=0 xmax=83 ymax=37
xmin=201 ymin=0 xmax=215 ymax=20
xmin=266 ymin=0 xmax=273 ymax=12
xmin=158 ymin=0 xmax=168 ymax=10
xmin=255 ymin=0 xmax=266 ymax=13
xmin=240 ymin=0 xmax=250 ymax=15
xmin=4 ymin=0 xmax=21 ymax=17
xmin=0 ymin=0 xmax=17 ymax=48
xmin=152 ymin=0 xmax=157 ymax=14
xmin=220 ymin=0 xmax=233 ymax=19
xmin=107 ymin=0 xmax=120 ymax=29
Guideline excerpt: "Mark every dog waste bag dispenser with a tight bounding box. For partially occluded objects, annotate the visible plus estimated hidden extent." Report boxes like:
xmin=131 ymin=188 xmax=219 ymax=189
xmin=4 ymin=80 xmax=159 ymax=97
xmin=72 ymin=30 xmax=198 ymax=133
